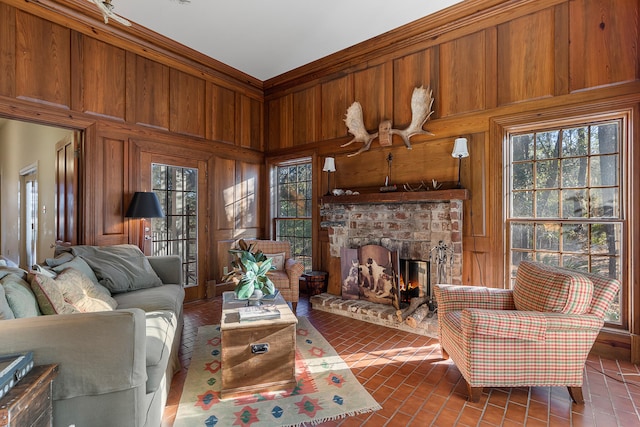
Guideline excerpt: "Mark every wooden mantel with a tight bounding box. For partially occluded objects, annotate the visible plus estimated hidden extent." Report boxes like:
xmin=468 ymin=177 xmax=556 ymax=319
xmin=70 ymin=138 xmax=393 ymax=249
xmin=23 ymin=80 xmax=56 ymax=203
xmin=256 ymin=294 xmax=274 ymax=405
xmin=320 ymin=188 xmax=469 ymax=205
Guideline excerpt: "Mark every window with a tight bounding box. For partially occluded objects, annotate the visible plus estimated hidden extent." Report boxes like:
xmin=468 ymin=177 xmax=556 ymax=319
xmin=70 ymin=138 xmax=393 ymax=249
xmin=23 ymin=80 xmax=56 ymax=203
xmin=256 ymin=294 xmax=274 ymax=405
xmin=272 ymin=159 xmax=312 ymax=272
xmin=506 ymin=119 xmax=623 ymax=324
xmin=151 ymin=163 xmax=198 ymax=287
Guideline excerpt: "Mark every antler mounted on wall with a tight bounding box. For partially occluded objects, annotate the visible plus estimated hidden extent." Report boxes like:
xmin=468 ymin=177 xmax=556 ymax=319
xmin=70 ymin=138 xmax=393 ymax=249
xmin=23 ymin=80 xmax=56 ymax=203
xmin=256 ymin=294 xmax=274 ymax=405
xmin=342 ymin=86 xmax=435 ymax=157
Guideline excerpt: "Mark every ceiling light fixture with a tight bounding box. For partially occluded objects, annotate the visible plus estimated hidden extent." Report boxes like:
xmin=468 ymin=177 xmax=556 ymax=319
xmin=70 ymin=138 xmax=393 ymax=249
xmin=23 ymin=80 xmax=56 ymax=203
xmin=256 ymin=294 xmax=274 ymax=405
xmin=89 ymin=0 xmax=131 ymax=26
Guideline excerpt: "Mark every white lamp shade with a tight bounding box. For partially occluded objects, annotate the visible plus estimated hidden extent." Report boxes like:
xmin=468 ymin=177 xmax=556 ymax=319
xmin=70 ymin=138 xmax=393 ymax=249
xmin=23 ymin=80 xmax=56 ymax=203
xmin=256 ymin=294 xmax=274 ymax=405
xmin=452 ymin=138 xmax=469 ymax=158
xmin=322 ymin=157 xmax=336 ymax=172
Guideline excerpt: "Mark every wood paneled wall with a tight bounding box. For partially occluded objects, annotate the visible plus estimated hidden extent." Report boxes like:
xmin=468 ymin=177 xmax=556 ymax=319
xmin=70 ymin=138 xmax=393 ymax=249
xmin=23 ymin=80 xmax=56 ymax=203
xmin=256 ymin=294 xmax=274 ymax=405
xmin=0 ymin=0 xmax=265 ymax=301
xmin=263 ymin=0 xmax=640 ymax=359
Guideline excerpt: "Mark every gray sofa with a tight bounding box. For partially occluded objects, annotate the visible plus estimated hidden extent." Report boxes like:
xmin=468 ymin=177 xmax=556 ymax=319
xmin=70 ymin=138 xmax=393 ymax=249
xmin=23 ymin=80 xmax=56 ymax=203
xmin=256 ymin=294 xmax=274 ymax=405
xmin=0 ymin=246 xmax=185 ymax=427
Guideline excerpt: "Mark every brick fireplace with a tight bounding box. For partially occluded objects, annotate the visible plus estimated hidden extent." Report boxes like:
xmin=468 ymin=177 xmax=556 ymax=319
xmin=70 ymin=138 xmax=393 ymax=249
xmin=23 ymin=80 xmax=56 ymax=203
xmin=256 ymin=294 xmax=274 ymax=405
xmin=313 ymin=189 xmax=469 ymax=336
xmin=320 ymin=190 xmax=468 ymax=289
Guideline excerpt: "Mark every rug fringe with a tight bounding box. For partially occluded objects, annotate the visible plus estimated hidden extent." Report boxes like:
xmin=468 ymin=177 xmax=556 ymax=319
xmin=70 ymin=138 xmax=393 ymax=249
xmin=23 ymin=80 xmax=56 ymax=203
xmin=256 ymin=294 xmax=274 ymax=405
xmin=279 ymin=403 xmax=383 ymax=427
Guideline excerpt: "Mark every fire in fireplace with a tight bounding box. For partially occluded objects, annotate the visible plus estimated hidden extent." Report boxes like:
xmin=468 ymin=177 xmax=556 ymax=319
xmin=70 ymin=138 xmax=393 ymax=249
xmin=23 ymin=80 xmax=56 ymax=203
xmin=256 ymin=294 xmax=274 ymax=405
xmin=399 ymin=259 xmax=430 ymax=305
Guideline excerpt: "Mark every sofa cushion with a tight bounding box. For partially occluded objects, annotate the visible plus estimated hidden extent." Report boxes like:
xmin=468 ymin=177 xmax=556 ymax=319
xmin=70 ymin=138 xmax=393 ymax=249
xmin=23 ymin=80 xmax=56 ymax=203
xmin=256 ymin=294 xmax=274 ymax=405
xmin=513 ymin=261 xmax=593 ymax=314
xmin=144 ymin=310 xmax=178 ymax=393
xmin=28 ymin=272 xmax=80 ymax=315
xmin=1 ymin=273 xmax=40 ymax=318
xmin=69 ymin=245 xmax=162 ymax=293
xmin=0 ymin=284 xmax=15 ymax=320
xmin=113 ymin=284 xmax=184 ymax=315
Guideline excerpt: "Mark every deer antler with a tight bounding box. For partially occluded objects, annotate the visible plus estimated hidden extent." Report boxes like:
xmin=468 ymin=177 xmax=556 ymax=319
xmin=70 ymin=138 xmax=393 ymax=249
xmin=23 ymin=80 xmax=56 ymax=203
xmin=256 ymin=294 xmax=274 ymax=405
xmin=342 ymin=102 xmax=378 ymax=157
xmin=389 ymin=86 xmax=434 ymax=149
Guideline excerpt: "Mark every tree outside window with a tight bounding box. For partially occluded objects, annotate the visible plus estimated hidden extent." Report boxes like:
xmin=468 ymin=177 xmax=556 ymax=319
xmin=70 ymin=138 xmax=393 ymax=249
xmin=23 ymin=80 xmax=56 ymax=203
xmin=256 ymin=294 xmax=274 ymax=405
xmin=507 ymin=120 xmax=622 ymax=324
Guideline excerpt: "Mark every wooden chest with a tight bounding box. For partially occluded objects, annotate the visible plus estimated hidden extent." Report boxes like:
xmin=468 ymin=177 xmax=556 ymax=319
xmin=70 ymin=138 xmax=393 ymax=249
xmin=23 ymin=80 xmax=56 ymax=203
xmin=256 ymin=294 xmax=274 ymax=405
xmin=220 ymin=292 xmax=297 ymax=399
xmin=0 ymin=365 xmax=58 ymax=427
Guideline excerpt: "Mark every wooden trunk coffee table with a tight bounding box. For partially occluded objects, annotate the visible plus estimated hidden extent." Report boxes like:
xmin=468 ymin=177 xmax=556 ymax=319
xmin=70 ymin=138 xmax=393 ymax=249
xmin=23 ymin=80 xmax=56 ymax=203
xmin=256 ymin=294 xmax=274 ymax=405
xmin=220 ymin=291 xmax=297 ymax=399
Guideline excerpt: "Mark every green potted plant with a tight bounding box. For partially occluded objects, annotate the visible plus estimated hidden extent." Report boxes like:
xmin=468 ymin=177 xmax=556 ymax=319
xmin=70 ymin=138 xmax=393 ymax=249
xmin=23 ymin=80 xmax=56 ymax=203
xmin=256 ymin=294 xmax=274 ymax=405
xmin=223 ymin=239 xmax=276 ymax=300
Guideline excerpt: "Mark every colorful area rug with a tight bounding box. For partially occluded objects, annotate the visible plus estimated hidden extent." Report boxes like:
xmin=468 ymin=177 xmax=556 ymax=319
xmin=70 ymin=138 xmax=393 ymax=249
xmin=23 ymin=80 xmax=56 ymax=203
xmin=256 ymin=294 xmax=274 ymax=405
xmin=174 ymin=316 xmax=381 ymax=427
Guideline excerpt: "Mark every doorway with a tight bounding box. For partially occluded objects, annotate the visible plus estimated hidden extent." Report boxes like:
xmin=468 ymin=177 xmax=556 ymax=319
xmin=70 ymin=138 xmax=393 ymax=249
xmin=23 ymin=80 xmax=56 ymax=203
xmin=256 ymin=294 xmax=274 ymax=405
xmin=19 ymin=166 xmax=38 ymax=269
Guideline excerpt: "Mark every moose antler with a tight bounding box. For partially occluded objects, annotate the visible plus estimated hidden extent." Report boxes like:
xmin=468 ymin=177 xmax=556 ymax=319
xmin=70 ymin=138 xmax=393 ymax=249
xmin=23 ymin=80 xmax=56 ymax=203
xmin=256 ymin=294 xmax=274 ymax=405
xmin=389 ymin=86 xmax=434 ymax=149
xmin=342 ymin=102 xmax=378 ymax=157
xmin=341 ymin=87 xmax=435 ymax=156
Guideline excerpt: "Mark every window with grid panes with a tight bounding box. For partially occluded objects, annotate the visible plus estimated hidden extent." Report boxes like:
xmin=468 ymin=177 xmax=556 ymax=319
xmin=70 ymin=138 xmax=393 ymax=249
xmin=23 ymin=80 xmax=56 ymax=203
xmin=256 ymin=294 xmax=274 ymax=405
xmin=151 ymin=163 xmax=198 ymax=287
xmin=273 ymin=160 xmax=312 ymax=272
xmin=506 ymin=119 xmax=623 ymax=324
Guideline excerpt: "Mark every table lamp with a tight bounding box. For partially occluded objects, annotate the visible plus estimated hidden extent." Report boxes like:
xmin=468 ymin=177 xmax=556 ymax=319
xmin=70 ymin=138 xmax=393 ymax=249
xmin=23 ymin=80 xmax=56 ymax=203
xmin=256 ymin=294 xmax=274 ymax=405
xmin=125 ymin=191 xmax=165 ymax=251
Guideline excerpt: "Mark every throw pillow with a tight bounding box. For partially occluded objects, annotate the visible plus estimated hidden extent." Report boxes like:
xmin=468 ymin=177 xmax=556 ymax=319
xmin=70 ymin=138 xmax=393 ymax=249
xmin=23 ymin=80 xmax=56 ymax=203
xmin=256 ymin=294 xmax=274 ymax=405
xmin=28 ymin=272 xmax=79 ymax=315
xmin=32 ymin=264 xmax=57 ymax=279
xmin=264 ymin=252 xmax=286 ymax=271
xmin=54 ymin=268 xmax=117 ymax=312
xmin=70 ymin=244 xmax=162 ymax=293
xmin=44 ymin=252 xmax=74 ymax=267
xmin=0 ymin=284 xmax=15 ymax=320
xmin=52 ymin=256 xmax=100 ymax=285
xmin=1 ymin=274 xmax=41 ymax=318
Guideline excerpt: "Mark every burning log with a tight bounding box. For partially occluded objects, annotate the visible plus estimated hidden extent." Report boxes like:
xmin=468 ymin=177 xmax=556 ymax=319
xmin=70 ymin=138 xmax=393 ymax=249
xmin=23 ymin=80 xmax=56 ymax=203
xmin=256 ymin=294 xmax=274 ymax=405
xmin=395 ymin=297 xmax=429 ymax=323
xmin=406 ymin=305 xmax=431 ymax=328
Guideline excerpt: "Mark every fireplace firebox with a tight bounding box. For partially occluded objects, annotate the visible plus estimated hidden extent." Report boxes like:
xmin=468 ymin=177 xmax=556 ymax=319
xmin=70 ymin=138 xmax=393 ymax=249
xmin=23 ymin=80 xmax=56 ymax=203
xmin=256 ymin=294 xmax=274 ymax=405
xmin=399 ymin=259 xmax=430 ymax=305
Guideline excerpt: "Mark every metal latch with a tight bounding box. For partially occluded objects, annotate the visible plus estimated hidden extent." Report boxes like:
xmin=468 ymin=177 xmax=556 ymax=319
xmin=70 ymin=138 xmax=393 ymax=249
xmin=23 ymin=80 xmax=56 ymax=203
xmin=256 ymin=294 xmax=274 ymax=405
xmin=251 ymin=343 xmax=269 ymax=354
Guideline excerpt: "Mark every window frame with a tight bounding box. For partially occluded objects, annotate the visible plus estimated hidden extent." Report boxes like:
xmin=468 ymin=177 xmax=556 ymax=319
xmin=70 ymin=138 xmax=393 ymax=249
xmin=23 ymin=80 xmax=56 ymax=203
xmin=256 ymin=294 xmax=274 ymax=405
xmin=503 ymin=109 xmax=630 ymax=330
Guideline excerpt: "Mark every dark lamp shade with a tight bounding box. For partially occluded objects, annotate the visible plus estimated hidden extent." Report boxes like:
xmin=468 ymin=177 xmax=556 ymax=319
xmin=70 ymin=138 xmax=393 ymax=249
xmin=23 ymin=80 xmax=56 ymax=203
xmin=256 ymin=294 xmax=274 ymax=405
xmin=125 ymin=192 xmax=165 ymax=218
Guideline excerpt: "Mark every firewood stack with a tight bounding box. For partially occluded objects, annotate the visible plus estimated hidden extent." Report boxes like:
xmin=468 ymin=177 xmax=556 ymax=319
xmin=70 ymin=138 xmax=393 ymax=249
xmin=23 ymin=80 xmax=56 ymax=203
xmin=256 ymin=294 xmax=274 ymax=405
xmin=395 ymin=296 xmax=436 ymax=329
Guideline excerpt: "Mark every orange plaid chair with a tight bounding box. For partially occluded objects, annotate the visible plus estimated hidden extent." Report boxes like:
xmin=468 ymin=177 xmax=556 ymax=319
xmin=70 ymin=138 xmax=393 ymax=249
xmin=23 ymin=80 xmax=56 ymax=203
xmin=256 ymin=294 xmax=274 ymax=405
xmin=434 ymin=261 xmax=619 ymax=403
xmin=246 ymin=240 xmax=304 ymax=312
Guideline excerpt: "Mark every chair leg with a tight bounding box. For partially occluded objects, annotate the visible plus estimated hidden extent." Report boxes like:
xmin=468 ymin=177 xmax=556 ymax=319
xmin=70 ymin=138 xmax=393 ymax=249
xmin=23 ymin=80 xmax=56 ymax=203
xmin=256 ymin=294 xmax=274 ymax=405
xmin=567 ymin=386 xmax=584 ymax=404
xmin=441 ymin=347 xmax=449 ymax=359
xmin=292 ymin=301 xmax=297 ymax=313
xmin=467 ymin=383 xmax=483 ymax=403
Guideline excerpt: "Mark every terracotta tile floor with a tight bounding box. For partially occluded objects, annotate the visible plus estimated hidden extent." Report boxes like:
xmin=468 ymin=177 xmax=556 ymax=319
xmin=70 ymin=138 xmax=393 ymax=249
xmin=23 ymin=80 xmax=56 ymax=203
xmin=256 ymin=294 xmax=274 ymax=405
xmin=162 ymin=295 xmax=640 ymax=426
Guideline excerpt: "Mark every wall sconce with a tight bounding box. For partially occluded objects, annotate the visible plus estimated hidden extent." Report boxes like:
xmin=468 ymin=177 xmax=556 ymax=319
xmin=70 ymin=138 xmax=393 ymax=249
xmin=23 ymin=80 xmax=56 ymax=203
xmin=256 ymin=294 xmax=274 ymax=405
xmin=323 ymin=157 xmax=336 ymax=196
xmin=452 ymin=138 xmax=469 ymax=189
xmin=125 ymin=191 xmax=165 ymax=252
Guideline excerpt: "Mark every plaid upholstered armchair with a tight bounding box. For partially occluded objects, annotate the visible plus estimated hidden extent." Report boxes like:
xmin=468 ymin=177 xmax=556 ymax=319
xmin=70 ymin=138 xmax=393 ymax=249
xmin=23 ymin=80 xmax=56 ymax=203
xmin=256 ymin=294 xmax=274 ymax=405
xmin=434 ymin=261 xmax=619 ymax=404
xmin=248 ymin=240 xmax=304 ymax=312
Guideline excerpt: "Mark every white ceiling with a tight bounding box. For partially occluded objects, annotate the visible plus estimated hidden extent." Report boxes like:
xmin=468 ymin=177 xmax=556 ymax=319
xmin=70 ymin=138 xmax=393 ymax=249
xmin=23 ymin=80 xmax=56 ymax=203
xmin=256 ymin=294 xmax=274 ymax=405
xmin=112 ymin=0 xmax=462 ymax=81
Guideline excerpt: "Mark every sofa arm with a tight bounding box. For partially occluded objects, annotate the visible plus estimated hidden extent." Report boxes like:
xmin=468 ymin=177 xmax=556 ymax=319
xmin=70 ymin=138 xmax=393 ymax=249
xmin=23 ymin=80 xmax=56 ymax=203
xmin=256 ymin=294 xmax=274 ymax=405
xmin=147 ymin=255 xmax=182 ymax=285
xmin=434 ymin=284 xmax=515 ymax=313
xmin=0 ymin=309 xmax=147 ymax=400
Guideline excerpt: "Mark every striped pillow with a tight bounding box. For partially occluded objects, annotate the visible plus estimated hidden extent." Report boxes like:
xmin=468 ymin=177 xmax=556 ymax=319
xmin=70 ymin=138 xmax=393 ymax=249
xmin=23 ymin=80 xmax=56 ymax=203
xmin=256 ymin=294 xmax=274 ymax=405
xmin=513 ymin=261 xmax=593 ymax=314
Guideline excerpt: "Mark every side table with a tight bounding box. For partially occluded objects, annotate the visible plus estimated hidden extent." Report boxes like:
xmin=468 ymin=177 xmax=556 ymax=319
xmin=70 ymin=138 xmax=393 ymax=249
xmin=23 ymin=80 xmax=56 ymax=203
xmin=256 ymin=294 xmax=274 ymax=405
xmin=303 ymin=271 xmax=328 ymax=296
xmin=0 ymin=364 xmax=58 ymax=427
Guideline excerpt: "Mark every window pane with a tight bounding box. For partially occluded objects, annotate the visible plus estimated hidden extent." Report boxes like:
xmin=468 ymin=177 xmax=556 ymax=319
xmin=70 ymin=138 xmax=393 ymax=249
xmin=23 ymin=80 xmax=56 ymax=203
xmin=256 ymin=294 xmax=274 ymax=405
xmin=536 ymin=190 xmax=559 ymax=218
xmin=561 ymin=158 xmax=588 ymax=187
xmin=512 ymin=134 xmax=534 ymax=161
xmin=561 ymin=127 xmax=588 ymax=157
xmin=536 ymin=223 xmax=559 ymax=251
xmin=512 ymin=191 xmax=533 ymax=217
xmin=590 ymin=155 xmax=618 ymax=186
xmin=562 ymin=224 xmax=587 ymax=252
xmin=511 ymin=223 xmax=533 ymax=249
xmin=591 ymin=122 xmax=618 ymax=155
xmin=562 ymin=189 xmax=587 ymax=218
xmin=535 ymin=131 xmax=559 ymax=159
xmin=512 ymin=163 xmax=533 ymax=190
xmin=536 ymin=160 xmax=559 ymax=188
xmin=590 ymin=223 xmax=620 ymax=256
xmin=590 ymin=188 xmax=618 ymax=218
